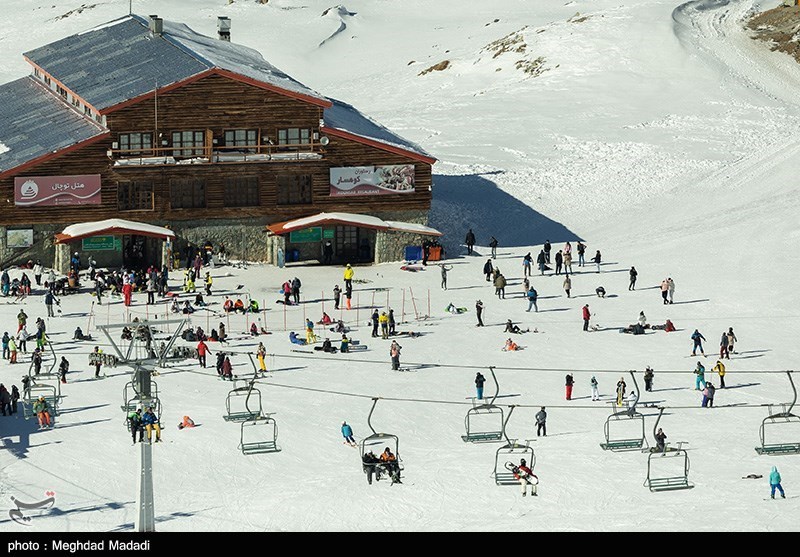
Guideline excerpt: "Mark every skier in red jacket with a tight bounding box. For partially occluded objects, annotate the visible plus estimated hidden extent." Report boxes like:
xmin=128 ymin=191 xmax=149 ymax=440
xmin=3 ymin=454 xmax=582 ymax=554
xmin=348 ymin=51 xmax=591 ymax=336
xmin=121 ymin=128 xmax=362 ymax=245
xmin=196 ymin=340 xmax=211 ymax=368
xmin=582 ymin=304 xmax=591 ymax=332
xmin=511 ymin=458 xmax=538 ymax=496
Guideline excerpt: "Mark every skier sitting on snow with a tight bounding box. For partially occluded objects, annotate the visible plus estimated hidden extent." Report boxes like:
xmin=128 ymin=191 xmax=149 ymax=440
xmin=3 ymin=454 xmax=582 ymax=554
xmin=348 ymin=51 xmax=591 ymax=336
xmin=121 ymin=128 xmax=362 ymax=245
xmin=504 ymin=320 xmax=526 ymax=334
xmin=318 ymin=312 xmax=333 ymax=325
xmin=503 ymin=338 xmax=519 ymax=352
xmin=289 ymin=331 xmax=307 ymax=345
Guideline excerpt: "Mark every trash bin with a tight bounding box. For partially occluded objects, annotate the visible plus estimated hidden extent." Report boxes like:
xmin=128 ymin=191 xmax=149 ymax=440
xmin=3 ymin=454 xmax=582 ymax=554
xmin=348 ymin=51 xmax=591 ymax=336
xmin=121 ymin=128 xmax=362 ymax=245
xmin=428 ymin=246 xmax=442 ymax=262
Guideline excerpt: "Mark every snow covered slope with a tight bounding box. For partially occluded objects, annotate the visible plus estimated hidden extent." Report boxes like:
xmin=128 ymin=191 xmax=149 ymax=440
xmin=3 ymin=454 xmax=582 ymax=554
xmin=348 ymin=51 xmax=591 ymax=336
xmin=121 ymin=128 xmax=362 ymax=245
xmin=1 ymin=0 xmax=800 ymax=532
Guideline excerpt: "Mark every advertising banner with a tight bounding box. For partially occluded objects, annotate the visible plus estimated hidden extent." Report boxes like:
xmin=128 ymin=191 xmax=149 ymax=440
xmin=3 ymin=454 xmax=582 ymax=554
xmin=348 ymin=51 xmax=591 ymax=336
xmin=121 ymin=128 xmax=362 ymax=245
xmin=329 ymin=165 xmax=415 ymax=196
xmin=14 ymin=175 xmax=101 ymax=206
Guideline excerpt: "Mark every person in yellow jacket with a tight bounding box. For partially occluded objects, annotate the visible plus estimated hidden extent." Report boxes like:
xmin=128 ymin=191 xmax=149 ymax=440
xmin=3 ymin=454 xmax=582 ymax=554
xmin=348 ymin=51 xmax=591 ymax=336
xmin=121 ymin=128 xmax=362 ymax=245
xmin=204 ymin=272 xmax=213 ymax=296
xmin=379 ymin=311 xmax=390 ymax=339
xmin=713 ymin=360 xmax=726 ymax=388
xmin=256 ymin=342 xmax=267 ymax=374
xmin=343 ymin=264 xmax=355 ymax=290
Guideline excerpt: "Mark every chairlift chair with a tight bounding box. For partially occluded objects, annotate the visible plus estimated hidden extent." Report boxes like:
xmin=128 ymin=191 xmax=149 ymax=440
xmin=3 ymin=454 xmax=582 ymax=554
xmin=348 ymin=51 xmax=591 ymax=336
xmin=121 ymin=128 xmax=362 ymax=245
xmin=121 ymin=380 xmax=159 ymax=413
xmin=600 ymin=371 xmax=648 ymax=451
xmin=22 ymin=382 xmax=58 ymax=420
xmin=223 ymin=384 xmax=263 ymax=422
xmin=239 ymin=414 xmax=280 ymax=455
xmin=755 ymin=372 xmax=800 ymax=455
xmin=492 ymin=405 xmax=535 ymax=485
xmin=360 ymin=398 xmax=404 ymax=485
xmin=643 ymin=407 xmax=693 ymax=492
xmin=462 ymin=367 xmax=505 ymax=443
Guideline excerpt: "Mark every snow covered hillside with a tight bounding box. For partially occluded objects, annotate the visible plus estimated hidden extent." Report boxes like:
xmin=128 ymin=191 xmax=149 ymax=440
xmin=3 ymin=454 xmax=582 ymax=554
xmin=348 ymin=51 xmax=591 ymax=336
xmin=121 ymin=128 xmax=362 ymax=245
xmin=2 ymin=0 xmax=800 ymax=532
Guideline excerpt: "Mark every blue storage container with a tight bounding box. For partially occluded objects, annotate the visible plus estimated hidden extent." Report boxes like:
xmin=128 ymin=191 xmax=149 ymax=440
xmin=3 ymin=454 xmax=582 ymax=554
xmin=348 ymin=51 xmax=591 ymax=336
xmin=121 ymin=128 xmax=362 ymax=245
xmin=404 ymin=245 xmax=423 ymax=261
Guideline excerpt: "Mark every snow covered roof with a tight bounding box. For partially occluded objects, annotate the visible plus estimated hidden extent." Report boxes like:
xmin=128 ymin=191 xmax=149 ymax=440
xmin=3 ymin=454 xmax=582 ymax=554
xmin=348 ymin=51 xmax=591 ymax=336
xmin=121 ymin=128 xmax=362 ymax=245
xmin=55 ymin=218 xmax=175 ymax=243
xmin=267 ymin=212 xmax=442 ymax=236
xmin=323 ymin=98 xmax=436 ymax=164
xmin=24 ymin=15 xmax=329 ymax=111
xmin=0 ymin=77 xmax=108 ymax=176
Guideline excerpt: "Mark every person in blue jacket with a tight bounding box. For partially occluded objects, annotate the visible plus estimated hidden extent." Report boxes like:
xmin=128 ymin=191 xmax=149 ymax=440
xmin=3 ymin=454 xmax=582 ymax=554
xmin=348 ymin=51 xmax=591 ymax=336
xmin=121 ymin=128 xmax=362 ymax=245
xmin=141 ymin=407 xmax=162 ymax=443
xmin=289 ymin=331 xmax=306 ymax=345
xmin=341 ymin=421 xmax=356 ymax=447
xmin=526 ymin=287 xmax=538 ymax=313
xmin=770 ymin=466 xmax=786 ymax=499
xmin=691 ymin=329 xmax=706 ymax=356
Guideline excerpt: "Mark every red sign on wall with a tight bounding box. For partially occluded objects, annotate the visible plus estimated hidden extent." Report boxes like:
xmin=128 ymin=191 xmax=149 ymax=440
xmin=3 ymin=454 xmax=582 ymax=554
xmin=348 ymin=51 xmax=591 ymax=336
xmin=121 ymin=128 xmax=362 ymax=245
xmin=14 ymin=175 xmax=101 ymax=207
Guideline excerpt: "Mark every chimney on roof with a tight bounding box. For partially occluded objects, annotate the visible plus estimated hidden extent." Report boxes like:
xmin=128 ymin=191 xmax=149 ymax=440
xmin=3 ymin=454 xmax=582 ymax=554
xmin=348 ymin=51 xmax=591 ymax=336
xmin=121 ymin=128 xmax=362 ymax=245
xmin=149 ymin=15 xmax=163 ymax=35
xmin=218 ymin=17 xmax=231 ymax=41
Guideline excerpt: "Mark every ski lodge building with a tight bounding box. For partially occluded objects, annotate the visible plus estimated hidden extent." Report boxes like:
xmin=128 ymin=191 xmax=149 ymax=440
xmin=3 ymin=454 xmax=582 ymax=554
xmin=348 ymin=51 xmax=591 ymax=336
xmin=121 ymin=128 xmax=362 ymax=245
xmin=0 ymin=14 xmax=439 ymax=272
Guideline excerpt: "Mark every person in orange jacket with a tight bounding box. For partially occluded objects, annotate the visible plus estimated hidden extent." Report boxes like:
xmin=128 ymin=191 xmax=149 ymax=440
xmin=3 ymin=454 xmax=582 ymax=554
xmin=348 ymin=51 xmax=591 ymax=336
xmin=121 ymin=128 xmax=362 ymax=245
xmin=178 ymin=416 xmax=196 ymax=429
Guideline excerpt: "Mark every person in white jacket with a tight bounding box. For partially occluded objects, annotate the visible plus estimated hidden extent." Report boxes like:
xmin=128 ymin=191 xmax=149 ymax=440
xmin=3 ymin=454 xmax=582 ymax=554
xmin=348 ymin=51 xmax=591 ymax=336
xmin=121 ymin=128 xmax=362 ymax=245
xmin=33 ymin=260 xmax=43 ymax=287
xmin=590 ymin=375 xmax=600 ymax=401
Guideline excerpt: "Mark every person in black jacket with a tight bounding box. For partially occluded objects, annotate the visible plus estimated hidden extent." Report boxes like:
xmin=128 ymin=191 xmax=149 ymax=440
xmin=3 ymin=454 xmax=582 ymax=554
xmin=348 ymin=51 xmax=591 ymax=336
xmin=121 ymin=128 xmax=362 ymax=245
xmin=475 ymin=372 xmax=486 ymax=400
xmin=565 ymin=374 xmax=574 ymax=400
xmin=629 ymin=266 xmax=638 ymax=291
xmin=371 ymin=309 xmax=380 ymax=338
xmin=535 ymin=407 xmax=547 ymax=437
xmin=483 ymin=259 xmax=493 ymax=282
xmin=465 ymin=229 xmax=476 ymax=255
xmin=544 ymin=240 xmax=552 ymax=264
xmin=555 ymin=250 xmax=563 ymax=275
xmin=475 ymin=300 xmax=485 ymax=327
xmin=489 ymin=237 xmax=498 ymax=259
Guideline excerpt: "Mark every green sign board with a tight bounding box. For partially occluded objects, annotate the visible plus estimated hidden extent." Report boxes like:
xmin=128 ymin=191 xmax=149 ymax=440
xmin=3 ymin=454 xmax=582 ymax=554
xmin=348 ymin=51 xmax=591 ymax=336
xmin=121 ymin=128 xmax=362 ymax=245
xmin=82 ymin=235 xmax=117 ymax=251
xmin=289 ymin=227 xmax=322 ymax=243
xmin=323 ymin=228 xmax=335 ymax=239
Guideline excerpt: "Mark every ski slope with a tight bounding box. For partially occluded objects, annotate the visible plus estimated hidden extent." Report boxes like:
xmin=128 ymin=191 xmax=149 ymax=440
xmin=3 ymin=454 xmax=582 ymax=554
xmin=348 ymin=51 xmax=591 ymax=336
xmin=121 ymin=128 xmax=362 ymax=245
xmin=1 ymin=0 xmax=800 ymax=532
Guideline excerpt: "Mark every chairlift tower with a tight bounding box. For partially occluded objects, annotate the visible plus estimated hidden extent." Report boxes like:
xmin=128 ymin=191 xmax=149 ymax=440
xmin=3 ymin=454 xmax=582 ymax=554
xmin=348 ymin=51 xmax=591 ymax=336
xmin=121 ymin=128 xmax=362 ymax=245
xmin=96 ymin=317 xmax=187 ymax=532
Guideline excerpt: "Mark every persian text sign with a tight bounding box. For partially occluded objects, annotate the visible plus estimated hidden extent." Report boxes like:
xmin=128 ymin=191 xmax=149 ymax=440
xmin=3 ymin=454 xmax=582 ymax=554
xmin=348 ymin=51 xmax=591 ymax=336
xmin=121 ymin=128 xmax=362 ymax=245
xmin=14 ymin=175 xmax=101 ymax=206
xmin=330 ymin=165 xmax=415 ymax=196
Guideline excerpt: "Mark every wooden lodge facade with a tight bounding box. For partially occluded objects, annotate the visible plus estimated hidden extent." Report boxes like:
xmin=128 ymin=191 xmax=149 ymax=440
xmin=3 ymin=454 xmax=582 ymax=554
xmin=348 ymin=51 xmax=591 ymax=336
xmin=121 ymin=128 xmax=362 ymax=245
xmin=0 ymin=14 xmax=437 ymax=271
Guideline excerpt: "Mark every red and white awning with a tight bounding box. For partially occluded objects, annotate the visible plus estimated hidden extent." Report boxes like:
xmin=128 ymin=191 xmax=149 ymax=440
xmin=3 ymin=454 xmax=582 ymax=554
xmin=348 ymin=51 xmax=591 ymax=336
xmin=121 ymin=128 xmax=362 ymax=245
xmin=55 ymin=218 xmax=175 ymax=244
xmin=267 ymin=212 xmax=442 ymax=237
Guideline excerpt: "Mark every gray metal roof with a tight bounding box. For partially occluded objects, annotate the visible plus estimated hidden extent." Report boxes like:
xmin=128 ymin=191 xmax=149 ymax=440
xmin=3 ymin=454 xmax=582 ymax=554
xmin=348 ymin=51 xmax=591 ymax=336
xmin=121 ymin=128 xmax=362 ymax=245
xmin=323 ymin=98 xmax=434 ymax=161
xmin=24 ymin=15 xmax=327 ymax=111
xmin=0 ymin=77 xmax=107 ymax=174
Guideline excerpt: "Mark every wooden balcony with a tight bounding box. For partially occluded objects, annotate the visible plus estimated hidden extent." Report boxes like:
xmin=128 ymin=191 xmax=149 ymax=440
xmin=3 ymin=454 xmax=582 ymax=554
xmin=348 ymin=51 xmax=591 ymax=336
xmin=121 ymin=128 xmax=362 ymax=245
xmin=111 ymin=142 xmax=324 ymax=167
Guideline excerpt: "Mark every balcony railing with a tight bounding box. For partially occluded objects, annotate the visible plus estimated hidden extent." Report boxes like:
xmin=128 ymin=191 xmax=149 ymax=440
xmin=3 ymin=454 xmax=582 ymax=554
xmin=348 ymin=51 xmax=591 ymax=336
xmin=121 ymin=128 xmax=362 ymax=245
xmin=111 ymin=143 xmax=323 ymax=167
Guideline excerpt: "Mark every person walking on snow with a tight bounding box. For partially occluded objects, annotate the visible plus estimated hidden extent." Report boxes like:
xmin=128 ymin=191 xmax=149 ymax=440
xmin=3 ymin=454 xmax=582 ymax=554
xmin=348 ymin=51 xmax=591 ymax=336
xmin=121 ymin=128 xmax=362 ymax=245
xmin=196 ymin=339 xmax=211 ymax=368
xmin=577 ymin=241 xmax=586 ymax=267
xmin=655 ymin=428 xmax=667 ymax=453
xmin=644 ymin=366 xmax=654 ymax=392
xmin=343 ymin=264 xmax=354 ymax=292
xmin=522 ymin=253 xmax=532 ymax=277
xmin=379 ymin=312 xmax=389 ymax=340
xmin=590 ymin=375 xmax=600 ymax=401
xmin=660 ymin=279 xmax=669 ymax=305
xmin=667 ymin=277 xmax=675 ymax=304
xmin=591 ymin=250 xmax=602 ymax=273
xmin=554 ymin=250 xmax=563 ymax=275
xmin=720 ymin=331 xmax=730 ymax=360
xmin=333 ymin=285 xmax=341 ymax=310
xmin=389 ymin=340 xmax=402 ymax=371
xmin=770 ymin=466 xmax=786 ymax=499
xmin=494 ymin=273 xmax=506 ymax=299
xmin=616 ymin=377 xmax=627 ymax=406
xmin=341 ymin=421 xmax=356 ymax=447
xmin=691 ymin=329 xmax=706 ymax=356
xmin=489 ymin=236 xmax=498 ymax=259
xmin=537 ymin=250 xmax=546 ymax=275
xmin=483 ymin=259 xmax=494 ymax=282
xmin=702 ymin=381 xmax=715 ymax=408
xmin=694 ymin=361 xmax=706 ymax=391
xmin=727 ymin=327 xmax=738 ymax=354
xmin=475 ymin=300 xmax=485 ymax=327
xmin=563 ymin=250 xmax=573 ymax=274
xmin=465 ymin=229 xmax=476 ymax=255
xmin=629 ymin=267 xmax=638 ymax=291
xmin=543 ymin=240 xmax=552 ymax=264
xmin=371 ymin=309 xmax=380 ymax=338
xmin=582 ymin=304 xmax=591 ymax=332
xmin=475 ymin=372 xmax=486 ymax=400
xmin=440 ymin=263 xmax=453 ymax=290
xmin=565 ymin=373 xmax=574 ymax=400
xmin=535 ymin=407 xmax=547 ymax=437
xmin=564 ymin=275 xmax=572 ymax=298
xmin=58 ymin=356 xmax=69 ymax=384
xmin=526 ymin=287 xmax=538 ymax=313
